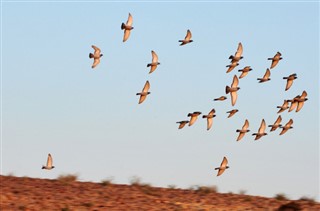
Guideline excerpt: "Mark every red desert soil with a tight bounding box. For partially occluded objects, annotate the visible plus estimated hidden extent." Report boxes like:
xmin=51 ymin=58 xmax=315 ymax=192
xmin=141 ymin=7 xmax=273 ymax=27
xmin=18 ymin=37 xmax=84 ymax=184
xmin=0 ymin=175 xmax=319 ymax=211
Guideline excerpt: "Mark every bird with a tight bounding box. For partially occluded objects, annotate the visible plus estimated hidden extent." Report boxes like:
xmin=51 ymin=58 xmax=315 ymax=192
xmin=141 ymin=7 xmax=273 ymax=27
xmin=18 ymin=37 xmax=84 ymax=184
xmin=268 ymin=115 xmax=282 ymax=132
xmin=277 ymin=100 xmax=289 ymax=113
xmin=214 ymin=96 xmax=227 ymax=101
xmin=226 ymin=62 xmax=239 ymax=73
xmin=42 ymin=153 xmax=54 ymax=170
xmin=226 ymin=75 xmax=240 ymax=106
xmin=252 ymin=119 xmax=267 ymax=140
xmin=288 ymin=91 xmax=308 ymax=112
xmin=226 ymin=109 xmax=238 ymax=118
xmin=279 ymin=119 xmax=293 ymax=135
xmin=236 ymin=119 xmax=250 ymax=141
xmin=89 ymin=45 xmax=103 ymax=68
xmin=283 ymin=73 xmax=297 ymax=91
xmin=268 ymin=51 xmax=282 ymax=69
xmin=179 ymin=29 xmax=193 ymax=46
xmin=202 ymin=109 xmax=216 ymax=130
xmin=136 ymin=81 xmax=151 ymax=104
xmin=187 ymin=111 xmax=202 ymax=126
xmin=147 ymin=50 xmax=160 ymax=74
xmin=214 ymin=157 xmax=229 ymax=176
xmin=257 ymin=68 xmax=271 ymax=83
xmin=121 ymin=13 xmax=134 ymax=42
xmin=229 ymin=42 xmax=243 ymax=63
xmin=176 ymin=121 xmax=189 ymax=129
xmin=238 ymin=66 xmax=252 ymax=79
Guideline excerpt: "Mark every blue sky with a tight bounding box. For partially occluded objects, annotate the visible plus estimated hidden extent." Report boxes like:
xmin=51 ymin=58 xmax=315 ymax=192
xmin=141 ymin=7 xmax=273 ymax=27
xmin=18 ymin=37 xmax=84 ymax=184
xmin=1 ymin=1 xmax=319 ymax=201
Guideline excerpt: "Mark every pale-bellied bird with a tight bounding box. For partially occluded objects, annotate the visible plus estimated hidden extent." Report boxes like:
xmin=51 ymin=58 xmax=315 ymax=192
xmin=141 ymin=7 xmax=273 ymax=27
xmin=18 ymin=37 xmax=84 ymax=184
xmin=277 ymin=100 xmax=289 ymax=113
xmin=214 ymin=96 xmax=227 ymax=101
xmin=214 ymin=157 xmax=229 ymax=176
xmin=136 ymin=81 xmax=151 ymax=104
xmin=268 ymin=51 xmax=282 ymax=69
xmin=202 ymin=109 xmax=216 ymax=130
xmin=238 ymin=66 xmax=252 ymax=79
xmin=179 ymin=29 xmax=193 ymax=46
xmin=187 ymin=111 xmax=202 ymax=126
xmin=252 ymin=119 xmax=267 ymax=140
xmin=226 ymin=62 xmax=239 ymax=73
xmin=226 ymin=109 xmax=238 ymax=118
xmin=268 ymin=115 xmax=282 ymax=132
xmin=176 ymin=121 xmax=189 ymax=129
xmin=283 ymin=73 xmax=297 ymax=91
xmin=236 ymin=119 xmax=250 ymax=141
xmin=279 ymin=119 xmax=293 ymax=135
xmin=42 ymin=153 xmax=54 ymax=170
xmin=89 ymin=45 xmax=103 ymax=68
xmin=226 ymin=75 xmax=240 ymax=106
xmin=257 ymin=68 xmax=271 ymax=83
xmin=229 ymin=42 xmax=243 ymax=63
xmin=121 ymin=13 xmax=134 ymax=42
xmin=147 ymin=50 xmax=160 ymax=74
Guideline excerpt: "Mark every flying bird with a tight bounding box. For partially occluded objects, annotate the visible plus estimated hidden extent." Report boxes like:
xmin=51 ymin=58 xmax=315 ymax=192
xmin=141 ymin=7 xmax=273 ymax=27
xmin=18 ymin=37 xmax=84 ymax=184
xmin=202 ymin=109 xmax=216 ymax=130
xmin=268 ymin=51 xmax=282 ymax=69
xmin=214 ymin=157 xmax=229 ymax=176
xmin=279 ymin=119 xmax=293 ymax=135
xmin=89 ymin=45 xmax=103 ymax=68
xmin=252 ymin=119 xmax=267 ymax=140
xmin=214 ymin=96 xmax=227 ymax=101
xmin=187 ymin=111 xmax=202 ymax=126
xmin=283 ymin=73 xmax=297 ymax=91
xmin=277 ymin=100 xmax=289 ymax=113
xmin=257 ymin=68 xmax=271 ymax=83
xmin=147 ymin=50 xmax=160 ymax=74
xmin=238 ymin=66 xmax=252 ymax=79
xmin=136 ymin=81 xmax=151 ymax=104
xmin=179 ymin=29 xmax=193 ymax=46
xmin=268 ymin=115 xmax=282 ymax=132
xmin=42 ymin=153 xmax=54 ymax=170
xmin=121 ymin=13 xmax=134 ymax=42
xmin=176 ymin=121 xmax=189 ymax=129
xmin=226 ymin=62 xmax=239 ymax=73
xmin=226 ymin=109 xmax=238 ymax=118
xmin=229 ymin=42 xmax=243 ymax=63
xmin=226 ymin=75 xmax=240 ymax=106
xmin=236 ymin=119 xmax=250 ymax=141
xmin=288 ymin=91 xmax=308 ymax=112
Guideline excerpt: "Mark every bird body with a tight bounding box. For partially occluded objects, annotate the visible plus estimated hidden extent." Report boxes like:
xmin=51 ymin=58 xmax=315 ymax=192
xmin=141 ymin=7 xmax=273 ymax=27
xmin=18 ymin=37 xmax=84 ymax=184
xmin=277 ymin=100 xmax=289 ymax=113
xmin=214 ymin=96 xmax=227 ymax=101
xmin=147 ymin=50 xmax=160 ymax=74
xmin=188 ymin=111 xmax=202 ymax=126
xmin=176 ymin=121 xmax=189 ymax=129
xmin=179 ymin=29 xmax=193 ymax=46
xmin=257 ymin=68 xmax=271 ymax=83
xmin=268 ymin=51 xmax=282 ymax=69
xmin=252 ymin=119 xmax=267 ymax=140
xmin=283 ymin=73 xmax=297 ymax=91
xmin=279 ymin=119 xmax=293 ymax=135
xmin=236 ymin=119 xmax=250 ymax=141
xmin=136 ymin=81 xmax=151 ymax=104
xmin=268 ymin=115 xmax=282 ymax=132
xmin=226 ymin=75 xmax=240 ymax=106
xmin=89 ymin=45 xmax=103 ymax=68
xmin=215 ymin=157 xmax=229 ymax=176
xmin=42 ymin=153 xmax=54 ymax=170
xmin=202 ymin=109 xmax=216 ymax=130
xmin=226 ymin=62 xmax=239 ymax=73
xmin=121 ymin=13 xmax=134 ymax=42
xmin=226 ymin=109 xmax=238 ymax=118
xmin=238 ymin=66 xmax=252 ymax=79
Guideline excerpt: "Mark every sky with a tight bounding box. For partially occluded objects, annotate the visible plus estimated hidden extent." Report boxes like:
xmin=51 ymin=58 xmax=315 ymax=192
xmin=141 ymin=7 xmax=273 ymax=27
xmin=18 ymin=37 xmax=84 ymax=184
xmin=1 ymin=0 xmax=319 ymax=201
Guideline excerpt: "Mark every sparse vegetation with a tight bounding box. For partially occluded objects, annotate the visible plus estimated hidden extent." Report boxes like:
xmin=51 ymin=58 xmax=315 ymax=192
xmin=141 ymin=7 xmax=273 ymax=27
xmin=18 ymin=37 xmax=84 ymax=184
xmin=101 ymin=177 xmax=114 ymax=186
xmin=57 ymin=174 xmax=78 ymax=183
xmin=167 ymin=184 xmax=177 ymax=189
xmin=299 ymin=196 xmax=316 ymax=204
xmin=274 ymin=193 xmax=288 ymax=201
xmin=194 ymin=185 xmax=218 ymax=195
xmin=239 ymin=189 xmax=247 ymax=195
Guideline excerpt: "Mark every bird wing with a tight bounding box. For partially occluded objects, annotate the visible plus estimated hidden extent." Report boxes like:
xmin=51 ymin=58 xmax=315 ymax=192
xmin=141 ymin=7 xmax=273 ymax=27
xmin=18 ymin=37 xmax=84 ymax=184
xmin=239 ymin=71 xmax=249 ymax=79
xmin=138 ymin=95 xmax=147 ymax=104
xmin=285 ymin=79 xmax=293 ymax=91
xmin=237 ymin=132 xmax=245 ymax=141
xmin=279 ymin=127 xmax=288 ymax=135
xmin=286 ymin=119 xmax=293 ymax=127
xmin=288 ymin=101 xmax=298 ymax=112
xmin=92 ymin=45 xmax=101 ymax=56
xmin=142 ymin=81 xmax=150 ymax=92
xmin=151 ymin=50 xmax=158 ymax=63
xmin=300 ymin=90 xmax=308 ymax=99
xmin=47 ymin=154 xmax=53 ymax=168
xmin=149 ymin=65 xmax=157 ymax=74
xmin=231 ymin=75 xmax=239 ymax=87
xmin=189 ymin=115 xmax=198 ymax=126
xmin=270 ymin=59 xmax=279 ymax=69
xmin=226 ymin=64 xmax=236 ymax=73
xmin=235 ymin=42 xmax=243 ymax=58
xmin=296 ymin=101 xmax=304 ymax=112
xmin=220 ymin=157 xmax=228 ymax=168
xmin=230 ymin=92 xmax=237 ymax=106
xmin=123 ymin=29 xmax=131 ymax=42
xmin=242 ymin=119 xmax=249 ymax=130
xmin=178 ymin=121 xmax=188 ymax=129
xmin=275 ymin=115 xmax=282 ymax=125
xmin=92 ymin=58 xmax=100 ymax=68
xmin=264 ymin=68 xmax=271 ymax=79
xmin=126 ymin=13 xmax=133 ymax=26
xmin=258 ymin=119 xmax=266 ymax=134
xmin=185 ymin=29 xmax=192 ymax=41
xmin=207 ymin=118 xmax=213 ymax=130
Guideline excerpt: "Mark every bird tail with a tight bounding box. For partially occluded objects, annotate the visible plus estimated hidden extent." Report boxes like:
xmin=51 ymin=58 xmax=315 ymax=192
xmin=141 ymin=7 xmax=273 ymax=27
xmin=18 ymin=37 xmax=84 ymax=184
xmin=147 ymin=63 xmax=151 ymax=67
xmin=42 ymin=166 xmax=45 ymax=169
xmin=89 ymin=53 xmax=94 ymax=58
xmin=187 ymin=113 xmax=192 ymax=117
xmin=202 ymin=115 xmax=207 ymax=118
xmin=121 ymin=23 xmax=126 ymax=30
xmin=267 ymin=58 xmax=272 ymax=60
xmin=229 ymin=55 xmax=234 ymax=59
xmin=236 ymin=129 xmax=240 ymax=132
xmin=214 ymin=167 xmax=219 ymax=170
xmin=283 ymin=77 xmax=288 ymax=79
xmin=225 ymin=86 xmax=230 ymax=94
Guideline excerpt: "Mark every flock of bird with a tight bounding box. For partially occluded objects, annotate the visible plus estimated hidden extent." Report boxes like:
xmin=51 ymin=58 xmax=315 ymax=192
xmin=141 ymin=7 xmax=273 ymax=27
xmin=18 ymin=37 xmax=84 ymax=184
xmin=42 ymin=13 xmax=308 ymax=178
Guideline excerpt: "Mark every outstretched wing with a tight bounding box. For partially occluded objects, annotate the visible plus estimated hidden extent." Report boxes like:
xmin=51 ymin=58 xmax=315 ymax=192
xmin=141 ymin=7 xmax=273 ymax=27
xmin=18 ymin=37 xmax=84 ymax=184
xmin=142 ymin=81 xmax=150 ymax=92
xmin=92 ymin=58 xmax=100 ymax=68
xmin=185 ymin=29 xmax=192 ymax=41
xmin=123 ymin=29 xmax=131 ymax=42
xmin=258 ymin=119 xmax=266 ymax=134
xmin=92 ymin=45 xmax=101 ymax=56
xmin=231 ymin=75 xmax=239 ymax=88
xmin=47 ymin=154 xmax=53 ymax=168
xmin=126 ymin=13 xmax=133 ymax=26
xmin=234 ymin=42 xmax=243 ymax=58
xmin=151 ymin=50 xmax=158 ymax=63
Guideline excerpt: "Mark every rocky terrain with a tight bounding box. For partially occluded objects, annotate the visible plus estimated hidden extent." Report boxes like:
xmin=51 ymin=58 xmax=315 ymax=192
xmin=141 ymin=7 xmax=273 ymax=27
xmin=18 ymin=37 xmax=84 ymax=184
xmin=0 ymin=175 xmax=319 ymax=211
